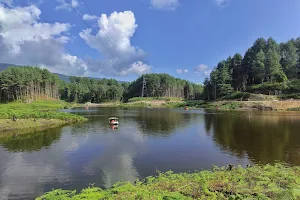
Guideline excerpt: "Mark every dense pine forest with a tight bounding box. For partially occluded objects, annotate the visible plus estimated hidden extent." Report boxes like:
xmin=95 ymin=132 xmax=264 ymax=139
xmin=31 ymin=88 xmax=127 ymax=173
xmin=0 ymin=68 xmax=203 ymax=103
xmin=0 ymin=67 xmax=61 ymax=102
xmin=203 ymin=37 xmax=300 ymax=100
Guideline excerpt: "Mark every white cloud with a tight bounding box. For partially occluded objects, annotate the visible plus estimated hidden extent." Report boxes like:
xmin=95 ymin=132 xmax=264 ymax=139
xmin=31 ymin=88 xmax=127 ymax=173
xmin=214 ymin=0 xmax=228 ymax=6
xmin=55 ymin=0 xmax=79 ymax=11
xmin=194 ymin=64 xmax=211 ymax=76
xmin=80 ymin=11 xmax=151 ymax=76
xmin=0 ymin=4 xmax=87 ymax=76
xmin=150 ymin=0 xmax=179 ymax=10
xmin=204 ymin=70 xmax=212 ymax=76
xmin=176 ymin=69 xmax=188 ymax=74
xmin=82 ymin=14 xmax=98 ymax=21
xmin=120 ymin=61 xmax=151 ymax=76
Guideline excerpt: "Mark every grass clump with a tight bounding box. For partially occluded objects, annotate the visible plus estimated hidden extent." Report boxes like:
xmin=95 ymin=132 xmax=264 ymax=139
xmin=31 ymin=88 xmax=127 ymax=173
xmin=0 ymin=100 xmax=85 ymax=121
xmin=36 ymin=164 xmax=300 ymax=200
xmin=128 ymin=97 xmax=183 ymax=103
xmin=221 ymin=92 xmax=250 ymax=101
xmin=287 ymin=107 xmax=300 ymax=111
xmin=0 ymin=100 xmax=87 ymax=134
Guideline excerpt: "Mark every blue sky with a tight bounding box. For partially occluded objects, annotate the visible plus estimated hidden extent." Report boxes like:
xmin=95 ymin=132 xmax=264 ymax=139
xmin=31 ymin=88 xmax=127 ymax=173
xmin=0 ymin=0 xmax=300 ymax=83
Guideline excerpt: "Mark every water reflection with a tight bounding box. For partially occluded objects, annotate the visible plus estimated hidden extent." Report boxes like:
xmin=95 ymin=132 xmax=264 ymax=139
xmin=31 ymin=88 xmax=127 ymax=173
xmin=1 ymin=108 xmax=300 ymax=199
xmin=206 ymin=111 xmax=300 ymax=165
xmin=136 ymin=108 xmax=199 ymax=136
xmin=0 ymin=128 xmax=62 ymax=152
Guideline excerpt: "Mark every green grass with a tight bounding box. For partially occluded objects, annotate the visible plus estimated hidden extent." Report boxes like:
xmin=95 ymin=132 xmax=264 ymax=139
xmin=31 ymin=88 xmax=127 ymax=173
xmin=127 ymin=97 xmax=183 ymax=103
xmin=37 ymin=164 xmax=300 ymax=200
xmin=287 ymin=107 xmax=300 ymax=111
xmin=221 ymin=92 xmax=251 ymax=101
xmin=0 ymin=100 xmax=85 ymax=121
xmin=0 ymin=100 xmax=87 ymax=134
xmin=279 ymin=93 xmax=300 ymax=100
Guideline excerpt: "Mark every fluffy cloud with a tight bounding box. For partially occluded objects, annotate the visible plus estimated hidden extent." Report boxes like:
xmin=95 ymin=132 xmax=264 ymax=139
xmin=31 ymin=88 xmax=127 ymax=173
xmin=214 ymin=0 xmax=228 ymax=6
xmin=55 ymin=0 xmax=79 ymax=11
xmin=82 ymin=14 xmax=98 ymax=21
xmin=150 ymin=0 xmax=179 ymax=10
xmin=0 ymin=4 xmax=87 ymax=76
xmin=80 ymin=11 xmax=151 ymax=76
xmin=194 ymin=64 xmax=211 ymax=76
xmin=176 ymin=69 xmax=188 ymax=74
xmin=0 ymin=5 xmax=150 ymax=77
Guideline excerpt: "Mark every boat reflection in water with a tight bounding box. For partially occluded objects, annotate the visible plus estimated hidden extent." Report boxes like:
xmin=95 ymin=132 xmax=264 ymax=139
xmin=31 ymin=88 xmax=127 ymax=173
xmin=110 ymin=125 xmax=119 ymax=130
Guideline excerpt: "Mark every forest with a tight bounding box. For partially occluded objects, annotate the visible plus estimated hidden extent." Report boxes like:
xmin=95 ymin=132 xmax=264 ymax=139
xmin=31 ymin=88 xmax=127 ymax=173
xmin=0 ymin=68 xmax=203 ymax=103
xmin=203 ymin=37 xmax=300 ymax=100
xmin=1 ymin=37 xmax=300 ymax=103
xmin=0 ymin=67 xmax=61 ymax=102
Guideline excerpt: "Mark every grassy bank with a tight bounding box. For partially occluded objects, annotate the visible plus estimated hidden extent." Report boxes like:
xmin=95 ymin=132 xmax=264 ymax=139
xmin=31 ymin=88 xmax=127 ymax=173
xmin=37 ymin=164 xmax=300 ymax=200
xmin=82 ymin=95 xmax=300 ymax=111
xmin=0 ymin=100 xmax=87 ymax=134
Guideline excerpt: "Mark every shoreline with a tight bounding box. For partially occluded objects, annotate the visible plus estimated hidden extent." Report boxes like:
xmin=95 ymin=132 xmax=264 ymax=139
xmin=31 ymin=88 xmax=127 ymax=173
xmin=0 ymin=118 xmax=85 ymax=137
xmin=83 ymin=100 xmax=300 ymax=111
xmin=36 ymin=164 xmax=300 ymax=199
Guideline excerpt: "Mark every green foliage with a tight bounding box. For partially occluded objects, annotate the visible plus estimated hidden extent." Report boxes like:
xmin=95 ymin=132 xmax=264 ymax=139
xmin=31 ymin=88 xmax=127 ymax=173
xmin=287 ymin=107 xmax=300 ymax=111
xmin=221 ymin=92 xmax=250 ymax=100
xmin=252 ymin=50 xmax=266 ymax=83
xmin=0 ymin=66 xmax=61 ymax=102
xmin=37 ymin=164 xmax=300 ymax=200
xmin=61 ymin=77 xmax=125 ymax=103
xmin=128 ymin=97 xmax=183 ymax=102
xmin=126 ymin=74 xmax=203 ymax=101
xmin=279 ymin=93 xmax=300 ymax=100
xmin=0 ymin=100 xmax=86 ymax=121
xmin=203 ymin=37 xmax=300 ymax=99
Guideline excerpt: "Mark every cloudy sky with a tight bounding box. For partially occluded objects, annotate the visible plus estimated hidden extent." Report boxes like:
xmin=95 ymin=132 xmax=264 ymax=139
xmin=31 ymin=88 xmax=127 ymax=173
xmin=0 ymin=0 xmax=300 ymax=82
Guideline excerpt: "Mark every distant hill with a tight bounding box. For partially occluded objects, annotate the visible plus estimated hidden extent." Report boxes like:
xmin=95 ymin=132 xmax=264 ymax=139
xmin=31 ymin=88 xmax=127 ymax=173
xmin=0 ymin=63 xmax=18 ymax=71
xmin=0 ymin=63 xmax=127 ymax=83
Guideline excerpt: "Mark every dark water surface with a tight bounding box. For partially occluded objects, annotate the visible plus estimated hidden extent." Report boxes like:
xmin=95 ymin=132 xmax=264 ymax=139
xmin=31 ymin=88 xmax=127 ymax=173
xmin=1 ymin=108 xmax=300 ymax=199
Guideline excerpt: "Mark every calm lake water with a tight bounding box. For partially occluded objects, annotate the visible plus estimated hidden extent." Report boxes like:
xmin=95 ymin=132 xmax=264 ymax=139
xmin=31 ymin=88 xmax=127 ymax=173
xmin=1 ymin=108 xmax=300 ymax=199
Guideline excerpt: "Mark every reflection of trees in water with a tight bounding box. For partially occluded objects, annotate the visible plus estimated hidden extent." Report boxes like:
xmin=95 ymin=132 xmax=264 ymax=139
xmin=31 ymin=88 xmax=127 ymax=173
xmin=70 ymin=108 xmax=201 ymax=137
xmin=206 ymin=112 xmax=300 ymax=165
xmin=136 ymin=109 xmax=198 ymax=136
xmin=0 ymin=127 xmax=62 ymax=152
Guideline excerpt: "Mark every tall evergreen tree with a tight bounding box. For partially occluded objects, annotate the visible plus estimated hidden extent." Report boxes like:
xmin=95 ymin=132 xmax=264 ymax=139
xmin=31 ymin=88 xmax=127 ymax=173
xmin=265 ymin=49 xmax=287 ymax=83
xmin=231 ymin=53 xmax=243 ymax=91
xmin=280 ymin=40 xmax=299 ymax=79
xmin=252 ymin=50 xmax=266 ymax=84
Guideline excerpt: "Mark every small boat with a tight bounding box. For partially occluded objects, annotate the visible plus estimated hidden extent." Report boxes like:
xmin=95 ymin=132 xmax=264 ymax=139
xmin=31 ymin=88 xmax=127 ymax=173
xmin=109 ymin=117 xmax=119 ymax=125
xmin=184 ymin=106 xmax=189 ymax=110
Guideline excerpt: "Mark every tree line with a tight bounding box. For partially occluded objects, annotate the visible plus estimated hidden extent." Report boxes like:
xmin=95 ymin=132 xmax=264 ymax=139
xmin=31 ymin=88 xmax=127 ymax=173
xmin=125 ymin=73 xmax=203 ymax=101
xmin=0 ymin=67 xmax=60 ymax=102
xmin=203 ymin=37 xmax=300 ymax=100
xmin=0 ymin=68 xmax=203 ymax=103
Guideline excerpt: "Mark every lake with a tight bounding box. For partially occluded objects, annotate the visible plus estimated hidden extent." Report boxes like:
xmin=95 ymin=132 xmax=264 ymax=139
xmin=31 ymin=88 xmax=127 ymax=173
xmin=1 ymin=107 xmax=300 ymax=199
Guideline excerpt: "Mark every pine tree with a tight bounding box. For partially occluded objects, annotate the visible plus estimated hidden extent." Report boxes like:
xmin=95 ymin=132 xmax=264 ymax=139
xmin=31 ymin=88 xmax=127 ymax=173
xmin=252 ymin=50 xmax=266 ymax=84
xmin=265 ymin=49 xmax=287 ymax=83
xmin=280 ymin=40 xmax=299 ymax=79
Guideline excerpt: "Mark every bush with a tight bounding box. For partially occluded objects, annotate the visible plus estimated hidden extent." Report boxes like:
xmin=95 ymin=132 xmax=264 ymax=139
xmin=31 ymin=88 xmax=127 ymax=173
xmin=221 ymin=92 xmax=250 ymax=101
xmin=279 ymin=93 xmax=300 ymax=100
